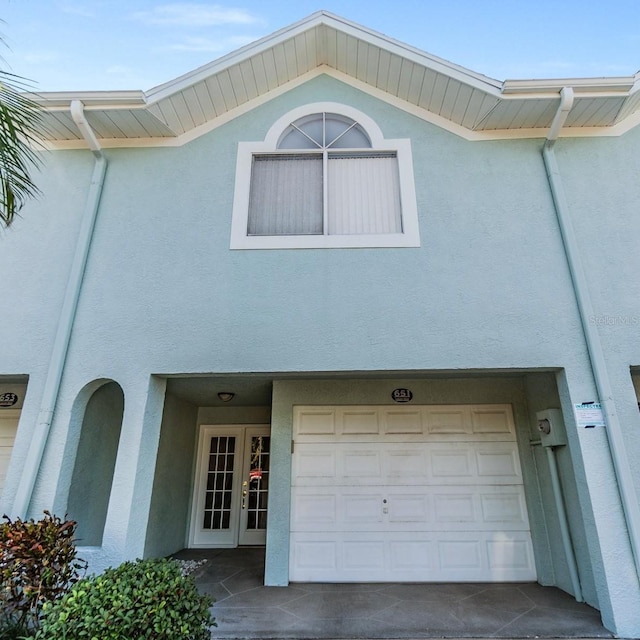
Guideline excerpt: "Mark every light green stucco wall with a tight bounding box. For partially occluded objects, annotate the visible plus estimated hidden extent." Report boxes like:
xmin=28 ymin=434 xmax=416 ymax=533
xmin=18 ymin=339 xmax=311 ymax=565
xmin=3 ymin=72 xmax=640 ymax=634
xmin=144 ymin=393 xmax=198 ymax=558
xmin=523 ymin=372 xmax=598 ymax=606
xmin=67 ymin=381 xmax=124 ymax=546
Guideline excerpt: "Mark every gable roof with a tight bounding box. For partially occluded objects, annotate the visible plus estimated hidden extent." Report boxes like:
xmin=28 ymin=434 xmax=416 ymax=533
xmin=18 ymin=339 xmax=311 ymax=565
xmin=34 ymin=11 xmax=640 ymax=146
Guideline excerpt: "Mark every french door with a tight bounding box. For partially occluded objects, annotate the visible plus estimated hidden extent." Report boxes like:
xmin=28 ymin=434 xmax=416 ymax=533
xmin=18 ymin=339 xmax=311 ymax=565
xmin=189 ymin=425 xmax=270 ymax=547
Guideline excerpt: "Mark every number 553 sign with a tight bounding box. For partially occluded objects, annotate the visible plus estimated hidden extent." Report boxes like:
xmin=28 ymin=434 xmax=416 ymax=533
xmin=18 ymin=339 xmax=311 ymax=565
xmin=0 ymin=392 xmax=18 ymax=407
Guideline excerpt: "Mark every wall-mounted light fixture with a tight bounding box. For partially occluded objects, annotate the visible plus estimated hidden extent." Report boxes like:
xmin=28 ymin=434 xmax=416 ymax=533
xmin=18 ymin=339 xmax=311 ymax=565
xmin=217 ymin=392 xmax=235 ymax=402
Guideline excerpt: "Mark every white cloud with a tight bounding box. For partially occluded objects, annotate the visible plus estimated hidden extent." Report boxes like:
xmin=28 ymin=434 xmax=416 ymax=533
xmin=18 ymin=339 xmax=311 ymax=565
xmin=131 ymin=3 xmax=260 ymax=27
xmin=24 ymin=51 xmax=60 ymax=64
xmin=165 ymin=34 xmax=255 ymax=52
xmin=56 ymin=1 xmax=99 ymax=18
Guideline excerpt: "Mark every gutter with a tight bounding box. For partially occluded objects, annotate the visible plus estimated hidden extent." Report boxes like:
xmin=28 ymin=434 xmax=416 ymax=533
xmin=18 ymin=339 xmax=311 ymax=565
xmin=542 ymin=87 xmax=640 ymax=583
xmin=11 ymin=101 xmax=107 ymax=517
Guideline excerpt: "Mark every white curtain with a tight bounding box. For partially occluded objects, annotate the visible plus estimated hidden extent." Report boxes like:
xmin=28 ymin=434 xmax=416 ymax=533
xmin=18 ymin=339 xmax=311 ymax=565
xmin=248 ymin=155 xmax=323 ymax=235
xmin=327 ymin=154 xmax=402 ymax=235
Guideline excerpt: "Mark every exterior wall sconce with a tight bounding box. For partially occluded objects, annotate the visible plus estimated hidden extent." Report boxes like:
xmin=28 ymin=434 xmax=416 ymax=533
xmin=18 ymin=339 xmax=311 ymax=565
xmin=217 ymin=392 xmax=235 ymax=402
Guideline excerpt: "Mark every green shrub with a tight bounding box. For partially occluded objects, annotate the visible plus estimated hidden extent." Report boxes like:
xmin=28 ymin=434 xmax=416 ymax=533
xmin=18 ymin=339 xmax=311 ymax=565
xmin=0 ymin=512 xmax=86 ymax=633
xmin=0 ymin=619 xmax=30 ymax=640
xmin=32 ymin=558 xmax=214 ymax=640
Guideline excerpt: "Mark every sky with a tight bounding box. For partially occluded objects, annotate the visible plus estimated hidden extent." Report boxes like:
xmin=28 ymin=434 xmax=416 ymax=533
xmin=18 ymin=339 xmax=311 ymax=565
xmin=1 ymin=0 xmax=640 ymax=93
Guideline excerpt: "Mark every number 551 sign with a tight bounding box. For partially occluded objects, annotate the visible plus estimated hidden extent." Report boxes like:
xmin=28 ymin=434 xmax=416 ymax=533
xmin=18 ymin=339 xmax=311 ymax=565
xmin=391 ymin=388 xmax=413 ymax=403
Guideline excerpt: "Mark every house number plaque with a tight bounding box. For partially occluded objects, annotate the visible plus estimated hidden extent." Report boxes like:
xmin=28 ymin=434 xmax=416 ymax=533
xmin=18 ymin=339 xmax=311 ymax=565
xmin=391 ymin=388 xmax=413 ymax=403
xmin=0 ymin=393 xmax=18 ymax=407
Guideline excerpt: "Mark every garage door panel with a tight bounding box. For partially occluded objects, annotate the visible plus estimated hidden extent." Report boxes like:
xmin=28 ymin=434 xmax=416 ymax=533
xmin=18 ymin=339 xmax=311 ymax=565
xmin=438 ymin=538 xmax=483 ymax=571
xmin=381 ymin=409 xmax=423 ymax=434
xmin=343 ymin=541 xmax=386 ymax=571
xmin=388 ymin=495 xmax=429 ymax=522
xmin=476 ymin=446 xmax=522 ymax=479
xmin=293 ymin=449 xmax=337 ymax=479
xmin=294 ymin=442 xmax=523 ymax=486
xmin=294 ymin=405 xmax=516 ymax=442
xmin=390 ymin=539 xmax=433 ymax=571
xmin=341 ymin=409 xmax=380 ymax=434
xmin=292 ymin=492 xmax=337 ymax=526
xmin=430 ymin=449 xmax=474 ymax=478
xmin=291 ymin=531 xmax=536 ymax=582
xmin=386 ymin=449 xmax=427 ymax=478
xmin=295 ymin=409 xmax=336 ymax=435
xmin=433 ymin=493 xmax=476 ymax=523
xmin=294 ymin=539 xmax=338 ymax=575
xmin=471 ymin=408 xmax=514 ymax=434
xmin=424 ymin=408 xmax=470 ymax=435
xmin=292 ymin=486 xmax=529 ymax=533
xmin=343 ymin=450 xmax=383 ymax=477
xmin=481 ymin=492 xmax=528 ymax=524
xmin=487 ymin=536 xmax=535 ymax=573
xmin=343 ymin=493 xmax=385 ymax=524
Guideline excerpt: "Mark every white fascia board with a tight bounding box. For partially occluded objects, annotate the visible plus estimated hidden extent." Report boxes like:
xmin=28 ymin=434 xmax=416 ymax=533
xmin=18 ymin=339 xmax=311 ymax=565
xmin=500 ymin=90 xmax=629 ymax=101
xmin=628 ymin=74 xmax=640 ymax=96
xmin=31 ymin=91 xmax=146 ymax=109
xmin=502 ymin=77 xmax=635 ymax=95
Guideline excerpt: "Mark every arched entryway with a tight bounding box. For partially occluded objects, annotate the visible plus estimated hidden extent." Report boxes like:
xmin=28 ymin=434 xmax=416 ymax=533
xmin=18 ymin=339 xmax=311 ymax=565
xmin=67 ymin=380 xmax=124 ymax=546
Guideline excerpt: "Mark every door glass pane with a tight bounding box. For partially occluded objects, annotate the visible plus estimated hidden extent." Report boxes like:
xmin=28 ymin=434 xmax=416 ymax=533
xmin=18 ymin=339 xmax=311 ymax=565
xmin=246 ymin=436 xmax=270 ymax=530
xmin=203 ymin=436 xmax=235 ymax=530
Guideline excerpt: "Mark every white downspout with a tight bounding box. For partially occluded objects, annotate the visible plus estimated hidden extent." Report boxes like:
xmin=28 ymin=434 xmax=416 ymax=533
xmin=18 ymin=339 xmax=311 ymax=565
xmin=11 ymin=101 xmax=107 ymax=517
xmin=542 ymin=87 xmax=640 ymax=582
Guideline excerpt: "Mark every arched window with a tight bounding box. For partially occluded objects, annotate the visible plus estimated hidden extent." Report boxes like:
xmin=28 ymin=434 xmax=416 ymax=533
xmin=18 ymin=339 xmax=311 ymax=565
xmin=231 ymin=103 xmax=419 ymax=249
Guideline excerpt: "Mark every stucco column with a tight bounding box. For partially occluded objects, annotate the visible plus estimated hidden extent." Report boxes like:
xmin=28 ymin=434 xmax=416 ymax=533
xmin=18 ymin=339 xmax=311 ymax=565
xmin=264 ymin=380 xmax=293 ymax=586
xmin=556 ymin=368 xmax=640 ymax=635
xmin=101 ymin=375 xmax=167 ymax=562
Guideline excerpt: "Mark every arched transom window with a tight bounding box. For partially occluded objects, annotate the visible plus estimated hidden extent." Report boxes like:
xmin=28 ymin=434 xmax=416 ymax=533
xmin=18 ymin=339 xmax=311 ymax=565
xmin=231 ymin=104 xmax=419 ymax=249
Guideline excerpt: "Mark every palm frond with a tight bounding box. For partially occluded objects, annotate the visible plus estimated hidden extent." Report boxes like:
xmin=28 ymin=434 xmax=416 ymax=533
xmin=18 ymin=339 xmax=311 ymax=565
xmin=0 ymin=69 xmax=43 ymax=227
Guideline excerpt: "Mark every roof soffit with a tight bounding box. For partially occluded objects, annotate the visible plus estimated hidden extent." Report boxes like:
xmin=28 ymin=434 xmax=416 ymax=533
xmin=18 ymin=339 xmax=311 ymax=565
xmin=33 ymin=11 xmax=640 ymax=144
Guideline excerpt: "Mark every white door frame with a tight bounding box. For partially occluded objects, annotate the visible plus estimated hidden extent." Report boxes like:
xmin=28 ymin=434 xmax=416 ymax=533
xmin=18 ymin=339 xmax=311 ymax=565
xmin=188 ymin=424 xmax=270 ymax=548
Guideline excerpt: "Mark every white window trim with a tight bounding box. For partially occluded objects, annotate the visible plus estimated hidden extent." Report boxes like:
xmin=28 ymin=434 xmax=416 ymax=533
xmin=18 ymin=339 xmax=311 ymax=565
xmin=230 ymin=102 xmax=420 ymax=249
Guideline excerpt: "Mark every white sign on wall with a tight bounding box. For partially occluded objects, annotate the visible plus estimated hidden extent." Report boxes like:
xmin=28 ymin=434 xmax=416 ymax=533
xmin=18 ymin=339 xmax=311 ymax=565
xmin=574 ymin=403 xmax=606 ymax=429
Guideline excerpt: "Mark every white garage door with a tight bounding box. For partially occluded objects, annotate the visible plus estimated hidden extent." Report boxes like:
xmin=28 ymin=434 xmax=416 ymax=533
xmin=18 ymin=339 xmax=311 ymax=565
xmin=290 ymin=404 xmax=536 ymax=582
xmin=0 ymin=410 xmax=19 ymax=495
